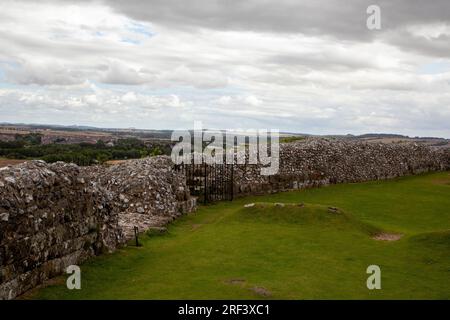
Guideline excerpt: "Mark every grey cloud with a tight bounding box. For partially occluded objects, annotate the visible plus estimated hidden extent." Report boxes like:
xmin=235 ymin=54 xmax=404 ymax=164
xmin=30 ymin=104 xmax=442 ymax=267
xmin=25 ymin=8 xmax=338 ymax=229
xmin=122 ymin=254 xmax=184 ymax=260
xmin=266 ymin=53 xmax=376 ymax=72
xmin=105 ymin=0 xmax=450 ymax=39
xmin=100 ymin=60 xmax=152 ymax=85
xmin=107 ymin=0 xmax=372 ymax=40
xmin=5 ymin=61 xmax=85 ymax=86
xmin=93 ymin=0 xmax=450 ymax=60
xmin=15 ymin=0 xmax=450 ymax=56
xmin=0 ymin=30 xmax=117 ymax=60
xmin=383 ymin=31 xmax=450 ymax=58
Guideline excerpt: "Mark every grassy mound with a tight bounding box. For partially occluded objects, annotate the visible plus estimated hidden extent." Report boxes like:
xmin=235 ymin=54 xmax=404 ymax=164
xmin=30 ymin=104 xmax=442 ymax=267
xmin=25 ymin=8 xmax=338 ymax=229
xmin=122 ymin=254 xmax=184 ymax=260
xmin=236 ymin=202 xmax=382 ymax=236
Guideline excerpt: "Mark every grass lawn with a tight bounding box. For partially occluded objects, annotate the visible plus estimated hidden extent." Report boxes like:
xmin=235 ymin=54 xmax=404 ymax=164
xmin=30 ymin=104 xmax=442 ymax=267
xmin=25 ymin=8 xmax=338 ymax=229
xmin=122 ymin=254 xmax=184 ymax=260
xmin=30 ymin=171 xmax=450 ymax=299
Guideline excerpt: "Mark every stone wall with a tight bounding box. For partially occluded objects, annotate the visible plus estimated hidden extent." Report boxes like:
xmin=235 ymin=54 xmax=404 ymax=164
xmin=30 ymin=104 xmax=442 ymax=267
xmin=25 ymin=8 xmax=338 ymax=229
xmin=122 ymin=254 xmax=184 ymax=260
xmin=0 ymin=161 xmax=124 ymax=300
xmin=88 ymin=156 xmax=196 ymax=239
xmin=0 ymin=156 xmax=196 ymax=300
xmin=233 ymin=138 xmax=450 ymax=196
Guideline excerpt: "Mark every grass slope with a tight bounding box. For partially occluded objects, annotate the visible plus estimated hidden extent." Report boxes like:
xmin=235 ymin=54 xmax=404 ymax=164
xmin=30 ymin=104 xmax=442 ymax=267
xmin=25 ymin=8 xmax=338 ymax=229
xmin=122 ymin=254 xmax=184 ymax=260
xmin=30 ymin=171 xmax=450 ymax=299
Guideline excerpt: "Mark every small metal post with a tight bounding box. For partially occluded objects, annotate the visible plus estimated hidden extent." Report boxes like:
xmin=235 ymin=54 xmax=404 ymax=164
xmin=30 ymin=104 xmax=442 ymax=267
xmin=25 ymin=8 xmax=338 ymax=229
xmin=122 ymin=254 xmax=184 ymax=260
xmin=134 ymin=226 xmax=139 ymax=247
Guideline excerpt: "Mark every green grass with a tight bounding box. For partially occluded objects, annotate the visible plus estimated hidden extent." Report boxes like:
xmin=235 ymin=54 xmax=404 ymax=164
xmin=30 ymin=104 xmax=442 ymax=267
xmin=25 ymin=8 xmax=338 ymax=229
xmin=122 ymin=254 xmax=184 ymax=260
xmin=30 ymin=171 xmax=450 ymax=299
xmin=279 ymin=136 xmax=306 ymax=143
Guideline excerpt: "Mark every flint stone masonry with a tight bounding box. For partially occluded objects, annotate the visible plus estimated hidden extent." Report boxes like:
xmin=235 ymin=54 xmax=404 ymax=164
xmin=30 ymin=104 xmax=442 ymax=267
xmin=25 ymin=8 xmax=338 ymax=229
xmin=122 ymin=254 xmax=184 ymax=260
xmin=232 ymin=138 xmax=450 ymax=196
xmin=0 ymin=161 xmax=124 ymax=300
xmin=0 ymin=156 xmax=196 ymax=300
xmin=87 ymin=156 xmax=196 ymax=239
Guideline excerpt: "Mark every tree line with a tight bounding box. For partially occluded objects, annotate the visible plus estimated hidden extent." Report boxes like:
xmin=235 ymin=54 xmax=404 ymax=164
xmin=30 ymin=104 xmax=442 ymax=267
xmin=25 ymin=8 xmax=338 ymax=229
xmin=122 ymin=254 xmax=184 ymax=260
xmin=0 ymin=134 xmax=169 ymax=166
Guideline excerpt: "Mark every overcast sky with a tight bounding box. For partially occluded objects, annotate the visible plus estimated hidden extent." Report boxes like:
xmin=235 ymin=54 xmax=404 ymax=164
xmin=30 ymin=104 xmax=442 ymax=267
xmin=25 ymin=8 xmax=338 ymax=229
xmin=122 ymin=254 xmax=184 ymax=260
xmin=1 ymin=0 xmax=450 ymax=137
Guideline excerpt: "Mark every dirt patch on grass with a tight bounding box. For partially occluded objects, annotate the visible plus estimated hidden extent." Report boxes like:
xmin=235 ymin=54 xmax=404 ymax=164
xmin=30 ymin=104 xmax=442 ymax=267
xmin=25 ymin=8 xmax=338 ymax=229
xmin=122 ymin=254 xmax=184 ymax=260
xmin=191 ymin=224 xmax=203 ymax=231
xmin=373 ymin=233 xmax=403 ymax=241
xmin=252 ymin=286 xmax=272 ymax=297
xmin=430 ymin=174 xmax=450 ymax=186
xmin=224 ymin=278 xmax=246 ymax=286
xmin=224 ymin=278 xmax=272 ymax=297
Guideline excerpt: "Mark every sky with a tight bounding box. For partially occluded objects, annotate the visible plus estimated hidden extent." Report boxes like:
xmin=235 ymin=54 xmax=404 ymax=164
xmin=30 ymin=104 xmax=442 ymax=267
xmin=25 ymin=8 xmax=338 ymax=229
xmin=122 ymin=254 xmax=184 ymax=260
xmin=0 ymin=0 xmax=450 ymax=137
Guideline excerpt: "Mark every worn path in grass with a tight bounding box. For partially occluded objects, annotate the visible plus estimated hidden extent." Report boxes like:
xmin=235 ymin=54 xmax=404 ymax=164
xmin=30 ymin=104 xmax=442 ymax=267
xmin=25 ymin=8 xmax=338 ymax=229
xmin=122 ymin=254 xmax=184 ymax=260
xmin=30 ymin=172 xmax=450 ymax=299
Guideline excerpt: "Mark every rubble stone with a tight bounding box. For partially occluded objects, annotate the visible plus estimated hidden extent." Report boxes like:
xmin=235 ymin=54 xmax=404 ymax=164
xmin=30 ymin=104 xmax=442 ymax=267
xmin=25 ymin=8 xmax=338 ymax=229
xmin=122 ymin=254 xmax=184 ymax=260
xmin=85 ymin=156 xmax=196 ymax=239
xmin=232 ymin=138 xmax=450 ymax=196
xmin=0 ymin=156 xmax=196 ymax=300
xmin=0 ymin=161 xmax=124 ymax=300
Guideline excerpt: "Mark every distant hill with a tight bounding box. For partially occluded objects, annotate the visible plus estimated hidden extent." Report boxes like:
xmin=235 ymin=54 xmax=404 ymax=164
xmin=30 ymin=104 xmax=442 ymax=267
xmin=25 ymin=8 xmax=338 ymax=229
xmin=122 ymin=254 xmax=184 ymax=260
xmin=0 ymin=123 xmax=448 ymax=147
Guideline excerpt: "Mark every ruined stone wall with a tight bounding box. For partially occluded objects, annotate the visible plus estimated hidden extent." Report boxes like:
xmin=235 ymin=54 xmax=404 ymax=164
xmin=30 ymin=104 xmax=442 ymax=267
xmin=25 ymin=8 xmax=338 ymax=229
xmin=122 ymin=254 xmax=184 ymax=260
xmin=233 ymin=138 xmax=450 ymax=196
xmin=0 ymin=156 xmax=196 ymax=300
xmin=88 ymin=156 xmax=196 ymax=239
xmin=0 ymin=161 xmax=124 ymax=300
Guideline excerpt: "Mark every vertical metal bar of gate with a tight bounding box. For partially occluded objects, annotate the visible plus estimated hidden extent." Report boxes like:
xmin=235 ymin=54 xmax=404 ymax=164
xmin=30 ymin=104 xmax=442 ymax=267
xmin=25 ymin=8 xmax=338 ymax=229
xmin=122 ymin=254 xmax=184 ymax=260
xmin=203 ymin=160 xmax=207 ymax=204
xmin=223 ymin=165 xmax=226 ymax=201
xmin=214 ymin=164 xmax=217 ymax=201
xmin=230 ymin=164 xmax=234 ymax=201
xmin=223 ymin=165 xmax=226 ymax=200
xmin=222 ymin=165 xmax=225 ymax=200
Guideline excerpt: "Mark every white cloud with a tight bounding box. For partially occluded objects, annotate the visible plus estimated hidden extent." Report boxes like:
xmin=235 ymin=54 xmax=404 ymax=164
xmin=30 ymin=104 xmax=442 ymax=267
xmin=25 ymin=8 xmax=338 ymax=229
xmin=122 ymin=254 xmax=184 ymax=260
xmin=0 ymin=1 xmax=450 ymax=137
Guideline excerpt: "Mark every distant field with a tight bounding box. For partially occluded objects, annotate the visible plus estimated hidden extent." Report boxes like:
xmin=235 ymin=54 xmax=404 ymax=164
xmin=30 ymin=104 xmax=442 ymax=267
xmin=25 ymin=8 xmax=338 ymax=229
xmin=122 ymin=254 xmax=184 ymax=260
xmin=104 ymin=159 xmax=131 ymax=165
xmin=0 ymin=128 xmax=111 ymax=137
xmin=29 ymin=171 xmax=450 ymax=299
xmin=0 ymin=158 xmax=28 ymax=167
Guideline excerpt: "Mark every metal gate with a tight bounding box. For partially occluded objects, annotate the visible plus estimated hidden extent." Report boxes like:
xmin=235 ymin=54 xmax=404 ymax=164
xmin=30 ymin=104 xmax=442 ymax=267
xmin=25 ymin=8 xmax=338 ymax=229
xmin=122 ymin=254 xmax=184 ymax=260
xmin=175 ymin=162 xmax=234 ymax=203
